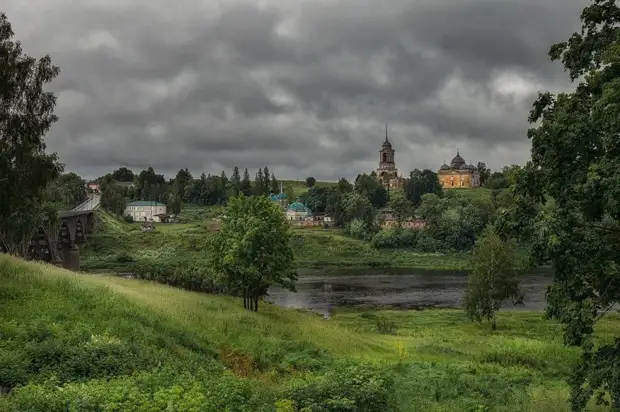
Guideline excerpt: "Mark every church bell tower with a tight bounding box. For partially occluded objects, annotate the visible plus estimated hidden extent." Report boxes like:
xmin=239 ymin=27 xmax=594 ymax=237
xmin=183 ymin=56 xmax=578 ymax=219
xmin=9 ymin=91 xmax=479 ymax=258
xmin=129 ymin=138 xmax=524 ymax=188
xmin=376 ymin=125 xmax=400 ymax=188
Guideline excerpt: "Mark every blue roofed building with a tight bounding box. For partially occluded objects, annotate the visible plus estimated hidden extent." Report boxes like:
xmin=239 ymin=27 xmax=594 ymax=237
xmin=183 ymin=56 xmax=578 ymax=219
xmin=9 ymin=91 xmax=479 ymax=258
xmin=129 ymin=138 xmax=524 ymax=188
xmin=286 ymin=201 xmax=312 ymax=224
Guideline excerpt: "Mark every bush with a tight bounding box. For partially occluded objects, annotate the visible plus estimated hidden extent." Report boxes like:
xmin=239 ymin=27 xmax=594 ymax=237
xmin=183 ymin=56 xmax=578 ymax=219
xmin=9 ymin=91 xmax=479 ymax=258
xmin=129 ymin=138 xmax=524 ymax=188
xmin=133 ymin=258 xmax=222 ymax=294
xmin=370 ymin=229 xmax=418 ymax=249
xmin=281 ymin=362 xmax=394 ymax=412
xmin=123 ymin=214 xmax=134 ymax=223
xmin=375 ymin=316 xmax=398 ymax=335
xmin=345 ymin=219 xmax=372 ymax=240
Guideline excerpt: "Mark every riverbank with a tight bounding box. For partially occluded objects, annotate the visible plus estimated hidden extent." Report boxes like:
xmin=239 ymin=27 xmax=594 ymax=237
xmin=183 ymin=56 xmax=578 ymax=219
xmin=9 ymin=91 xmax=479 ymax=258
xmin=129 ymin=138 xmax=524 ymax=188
xmin=81 ymin=211 xmax=473 ymax=272
xmin=1 ymin=255 xmax=617 ymax=411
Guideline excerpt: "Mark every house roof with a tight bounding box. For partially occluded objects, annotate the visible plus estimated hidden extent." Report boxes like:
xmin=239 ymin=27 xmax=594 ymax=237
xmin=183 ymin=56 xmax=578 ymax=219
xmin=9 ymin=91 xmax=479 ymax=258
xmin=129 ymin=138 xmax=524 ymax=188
xmin=287 ymin=202 xmax=311 ymax=213
xmin=127 ymin=201 xmax=166 ymax=207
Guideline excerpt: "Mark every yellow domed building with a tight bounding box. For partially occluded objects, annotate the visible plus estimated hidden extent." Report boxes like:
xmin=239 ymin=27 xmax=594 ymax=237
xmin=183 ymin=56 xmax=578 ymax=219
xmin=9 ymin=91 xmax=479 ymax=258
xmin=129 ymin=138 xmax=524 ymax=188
xmin=437 ymin=151 xmax=481 ymax=188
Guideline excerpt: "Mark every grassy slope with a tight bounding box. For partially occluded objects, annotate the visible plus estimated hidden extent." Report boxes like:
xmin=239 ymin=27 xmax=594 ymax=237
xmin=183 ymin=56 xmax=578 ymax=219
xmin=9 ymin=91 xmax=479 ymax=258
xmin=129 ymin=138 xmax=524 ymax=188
xmin=1 ymin=255 xmax=617 ymax=411
xmin=81 ymin=210 xmax=470 ymax=273
xmin=280 ymin=179 xmax=338 ymax=199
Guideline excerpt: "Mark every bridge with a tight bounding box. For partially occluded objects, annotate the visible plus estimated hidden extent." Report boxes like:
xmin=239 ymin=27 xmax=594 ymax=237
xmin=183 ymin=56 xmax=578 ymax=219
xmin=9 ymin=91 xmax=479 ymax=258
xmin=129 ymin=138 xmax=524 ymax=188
xmin=26 ymin=193 xmax=101 ymax=271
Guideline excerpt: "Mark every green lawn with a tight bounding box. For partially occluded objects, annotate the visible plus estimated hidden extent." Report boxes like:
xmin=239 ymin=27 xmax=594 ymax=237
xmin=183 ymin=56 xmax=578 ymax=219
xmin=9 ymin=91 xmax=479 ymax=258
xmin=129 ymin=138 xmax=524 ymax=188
xmin=0 ymin=255 xmax=616 ymax=411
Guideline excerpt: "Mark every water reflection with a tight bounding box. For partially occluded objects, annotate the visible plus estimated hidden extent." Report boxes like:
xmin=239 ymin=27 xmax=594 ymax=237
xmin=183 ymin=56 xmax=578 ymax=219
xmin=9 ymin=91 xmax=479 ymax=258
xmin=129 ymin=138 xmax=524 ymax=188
xmin=266 ymin=269 xmax=552 ymax=316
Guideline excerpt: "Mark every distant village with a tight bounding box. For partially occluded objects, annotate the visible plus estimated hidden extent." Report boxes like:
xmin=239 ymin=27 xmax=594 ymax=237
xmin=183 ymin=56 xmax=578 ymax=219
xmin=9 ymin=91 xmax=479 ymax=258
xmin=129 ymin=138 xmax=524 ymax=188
xmin=90 ymin=128 xmax=481 ymax=230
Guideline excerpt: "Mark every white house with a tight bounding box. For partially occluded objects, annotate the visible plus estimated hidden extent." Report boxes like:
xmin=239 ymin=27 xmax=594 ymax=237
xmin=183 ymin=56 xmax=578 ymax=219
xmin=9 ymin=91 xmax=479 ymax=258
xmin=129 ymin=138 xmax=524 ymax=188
xmin=124 ymin=201 xmax=167 ymax=222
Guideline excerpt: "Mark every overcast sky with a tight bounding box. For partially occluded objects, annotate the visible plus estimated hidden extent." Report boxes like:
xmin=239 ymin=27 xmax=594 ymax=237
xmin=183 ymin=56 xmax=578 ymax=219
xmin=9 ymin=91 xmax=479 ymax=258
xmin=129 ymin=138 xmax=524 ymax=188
xmin=3 ymin=0 xmax=587 ymax=181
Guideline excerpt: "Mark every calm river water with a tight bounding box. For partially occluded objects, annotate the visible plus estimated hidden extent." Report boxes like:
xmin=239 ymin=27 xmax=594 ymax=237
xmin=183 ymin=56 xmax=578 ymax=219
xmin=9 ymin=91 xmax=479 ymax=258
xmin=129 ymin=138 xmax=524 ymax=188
xmin=266 ymin=268 xmax=553 ymax=316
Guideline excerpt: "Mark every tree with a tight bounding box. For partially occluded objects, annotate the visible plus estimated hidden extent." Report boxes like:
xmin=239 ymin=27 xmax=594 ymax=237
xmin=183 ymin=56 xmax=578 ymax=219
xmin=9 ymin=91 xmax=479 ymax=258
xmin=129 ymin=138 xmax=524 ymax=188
xmin=219 ymin=170 xmax=229 ymax=201
xmin=388 ymin=189 xmax=413 ymax=228
xmin=174 ymin=168 xmax=192 ymax=205
xmin=262 ymin=167 xmax=270 ymax=195
xmin=0 ymin=13 xmax=62 ymax=255
xmin=241 ymin=168 xmax=252 ymax=196
xmin=464 ymin=227 xmax=522 ymax=330
xmin=46 ymin=172 xmax=87 ymax=210
xmin=230 ymin=166 xmax=241 ymax=197
xmin=354 ymin=173 xmax=388 ymax=209
xmin=306 ymin=176 xmax=316 ymax=188
xmin=476 ymin=162 xmax=490 ymax=186
xmin=342 ymin=191 xmax=376 ymax=229
xmin=404 ymin=169 xmax=443 ymax=207
xmin=100 ymin=180 xmax=128 ymax=216
xmin=253 ymin=168 xmax=264 ymax=196
xmin=111 ymin=167 xmax=134 ymax=182
xmin=212 ymin=195 xmax=297 ymax=312
xmin=507 ymin=2 xmax=620 ymax=408
xmin=338 ymin=177 xmax=353 ymax=194
xmin=270 ymin=172 xmax=279 ymax=194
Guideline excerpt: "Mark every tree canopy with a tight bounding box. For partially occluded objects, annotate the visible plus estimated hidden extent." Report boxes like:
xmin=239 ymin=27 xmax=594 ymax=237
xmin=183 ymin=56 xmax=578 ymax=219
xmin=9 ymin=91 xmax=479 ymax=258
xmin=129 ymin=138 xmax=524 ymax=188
xmin=0 ymin=12 xmax=62 ymax=255
xmin=211 ymin=195 xmax=297 ymax=312
xmin=506 ymin=1 xmax=620 ymax=409
xmin=464 ymin=227 xmax=522 ymax=330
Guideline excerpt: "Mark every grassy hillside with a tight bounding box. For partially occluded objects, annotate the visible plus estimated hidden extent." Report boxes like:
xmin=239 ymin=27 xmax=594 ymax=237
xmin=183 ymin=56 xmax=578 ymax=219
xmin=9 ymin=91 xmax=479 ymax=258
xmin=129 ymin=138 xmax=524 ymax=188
xmin=1 ymin=255 xmax=618 ymax=411
xmin=281 ymin=179 xmax=338 ymax=199
xmin=81 ymin=211 xmax=469 ymax=274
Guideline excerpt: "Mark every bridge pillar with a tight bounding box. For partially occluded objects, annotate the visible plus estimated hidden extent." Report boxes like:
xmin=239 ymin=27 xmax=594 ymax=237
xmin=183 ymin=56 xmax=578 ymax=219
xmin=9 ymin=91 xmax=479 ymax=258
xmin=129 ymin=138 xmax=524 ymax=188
xmin=68 ymin=244 xmax=80 ymax=271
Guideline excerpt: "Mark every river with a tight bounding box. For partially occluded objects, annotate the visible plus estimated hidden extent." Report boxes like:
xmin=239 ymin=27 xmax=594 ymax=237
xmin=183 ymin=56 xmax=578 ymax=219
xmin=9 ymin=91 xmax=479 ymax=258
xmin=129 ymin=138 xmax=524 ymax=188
xmin=266 ymin=268 xmax=553 ymax=316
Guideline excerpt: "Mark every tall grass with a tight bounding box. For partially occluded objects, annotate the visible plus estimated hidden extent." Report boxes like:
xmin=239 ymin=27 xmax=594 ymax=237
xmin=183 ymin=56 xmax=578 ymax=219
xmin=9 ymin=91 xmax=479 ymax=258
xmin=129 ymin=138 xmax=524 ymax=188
xmin=1 ymin=255 xmax=618 ymax=410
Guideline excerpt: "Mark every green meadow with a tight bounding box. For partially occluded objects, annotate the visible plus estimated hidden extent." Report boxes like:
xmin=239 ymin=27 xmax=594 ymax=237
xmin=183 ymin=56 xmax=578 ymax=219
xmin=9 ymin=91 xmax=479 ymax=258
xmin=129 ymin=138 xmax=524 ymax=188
xmin=1 ymin=255 xmax=617 ymax=411
xmin=81 ymin=210 xmax=471 ymax=274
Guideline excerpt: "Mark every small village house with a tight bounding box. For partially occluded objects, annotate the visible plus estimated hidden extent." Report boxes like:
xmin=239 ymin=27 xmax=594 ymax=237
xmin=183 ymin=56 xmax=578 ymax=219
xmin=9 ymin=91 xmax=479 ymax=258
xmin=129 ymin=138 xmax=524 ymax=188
xmin=124 ymin=201 xmax=168 ymax=222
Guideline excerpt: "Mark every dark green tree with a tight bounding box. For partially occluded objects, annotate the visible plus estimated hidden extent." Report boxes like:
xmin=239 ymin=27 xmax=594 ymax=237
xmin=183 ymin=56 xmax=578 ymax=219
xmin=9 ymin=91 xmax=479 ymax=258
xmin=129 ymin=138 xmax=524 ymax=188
xmin=306 ymin=176 xmax=316 ymax=188
xmin=464 ymin=227 xmax=522 ymax=330
xmin=404 ymin=169 xmax=443 ymax=207
xmin=354 ymin=173 xmax=388 ymax=209
xmin=219 ymin=170 xmax=229 ymax=201
xmin=476 ymin=162 xmax=490 ymax=186
xmin=111 ymin=167 xmax=134 ymax=182
xmin=46 ymin=173 xmax=87 ymax=210
xmin=241 ymin=168 xmax=252 ymax=196
xmin=253 ymin=168 xmax=264 ymax=196
xmin=338 ymin=177 xmax=353 ymax=194
xmin=262 ymin=167 xmax=270 ymax=195
xmin=174 ymin=168 xmax=193 ymax=203
xmin=506 ymin=1 xmax=620 ymax=409
xmin=0 ymin=13 xmax=62 ymax=255
xmin=270 ymin=172 xmax=279 ymax=194
xmin=230 ymin=166 xmax=241 ymax=197
xmin=212 ymin=195 xmax=297 ymax=312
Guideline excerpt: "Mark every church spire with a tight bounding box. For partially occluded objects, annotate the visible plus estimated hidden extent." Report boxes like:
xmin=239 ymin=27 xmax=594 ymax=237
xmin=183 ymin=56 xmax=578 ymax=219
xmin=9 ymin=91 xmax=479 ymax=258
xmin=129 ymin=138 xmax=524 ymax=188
xmin=385 ymin=124 xmax=388 ymax=142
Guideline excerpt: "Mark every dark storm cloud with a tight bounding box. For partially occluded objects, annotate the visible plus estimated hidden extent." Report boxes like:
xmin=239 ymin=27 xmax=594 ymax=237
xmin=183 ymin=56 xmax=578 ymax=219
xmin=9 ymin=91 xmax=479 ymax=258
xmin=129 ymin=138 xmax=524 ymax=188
xmin=2 ymin=0 xmax=589 ymax=179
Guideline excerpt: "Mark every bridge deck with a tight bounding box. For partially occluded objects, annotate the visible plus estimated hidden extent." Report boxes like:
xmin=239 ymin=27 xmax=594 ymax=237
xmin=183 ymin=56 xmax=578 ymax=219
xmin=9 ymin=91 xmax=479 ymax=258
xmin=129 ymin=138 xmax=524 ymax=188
xmin=59 ymin=210 xmax=95 ymax=218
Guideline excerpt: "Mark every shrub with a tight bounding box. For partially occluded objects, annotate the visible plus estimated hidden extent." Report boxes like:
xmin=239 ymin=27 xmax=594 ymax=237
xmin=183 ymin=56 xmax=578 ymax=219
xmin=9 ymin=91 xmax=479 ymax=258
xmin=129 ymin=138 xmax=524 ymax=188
xmin=375 ymin=316 xmax=398 ymax=335
xmin=370 ymin=229 xmax=418 ymax=249
xmin=345 ymin=219 xmax=369 ymax=240
xmin=281 ymin=362 xmax=395 ymax=412
xmin=123 ymin=214 xmax=134 ymax=223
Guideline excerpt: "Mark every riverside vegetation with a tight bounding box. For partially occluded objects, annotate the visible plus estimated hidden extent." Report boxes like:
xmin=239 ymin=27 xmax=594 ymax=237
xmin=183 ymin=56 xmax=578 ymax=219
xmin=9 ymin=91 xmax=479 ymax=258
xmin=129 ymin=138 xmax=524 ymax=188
xmin=2 ymin=255 xmax=619 ymax=411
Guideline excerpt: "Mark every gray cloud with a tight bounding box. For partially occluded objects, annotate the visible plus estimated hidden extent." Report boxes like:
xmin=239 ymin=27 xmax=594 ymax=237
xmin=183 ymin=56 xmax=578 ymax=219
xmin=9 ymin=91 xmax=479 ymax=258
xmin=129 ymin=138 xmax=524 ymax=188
xmin=2 ymin=0 xmax=588 ymax=181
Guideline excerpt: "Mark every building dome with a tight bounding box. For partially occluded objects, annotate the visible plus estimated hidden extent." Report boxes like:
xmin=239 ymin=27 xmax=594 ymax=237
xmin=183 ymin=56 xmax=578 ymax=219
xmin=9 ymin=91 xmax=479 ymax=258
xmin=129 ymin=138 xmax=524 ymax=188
xmin=382 ymin=139 xmax=392 ymax=149
xmin=459 ymin=163 xmax=470 ymax=170
xmin=270 ymin=194 xmax=279 ymax=201
xmin=450 ymin=151 xmax=466 ymax=169
xmin=440 ymin=163 xmax=450 ymax=170
xmin=276 ymin=192 xmax=288 ymax=200
xmin=287 ymin=202 xmax=310 ymax=212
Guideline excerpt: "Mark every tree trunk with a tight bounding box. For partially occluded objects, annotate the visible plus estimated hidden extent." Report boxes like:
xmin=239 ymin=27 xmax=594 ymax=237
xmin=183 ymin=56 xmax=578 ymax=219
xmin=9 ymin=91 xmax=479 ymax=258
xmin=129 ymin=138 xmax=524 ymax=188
xmin=243 ymin=289 xmax=247 ymax=309
xmin=254 ymin=295 xmax=259 ymax=312
xmin=492 ymin=313 xmax=497 ymax=331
